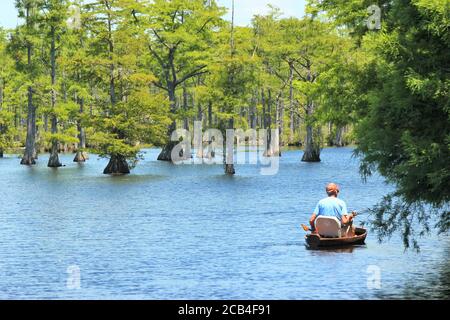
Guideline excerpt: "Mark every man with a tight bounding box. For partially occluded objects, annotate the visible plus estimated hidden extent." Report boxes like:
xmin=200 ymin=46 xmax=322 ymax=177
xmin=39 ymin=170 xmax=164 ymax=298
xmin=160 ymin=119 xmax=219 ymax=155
xmin=302 ymin=183 xmax=356 ymax=235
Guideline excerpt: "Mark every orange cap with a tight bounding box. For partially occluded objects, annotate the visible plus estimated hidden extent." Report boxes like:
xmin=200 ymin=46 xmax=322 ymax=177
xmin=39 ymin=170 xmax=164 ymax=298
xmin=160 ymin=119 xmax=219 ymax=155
xmin=326 ymin=183 xmax=340 ymax=195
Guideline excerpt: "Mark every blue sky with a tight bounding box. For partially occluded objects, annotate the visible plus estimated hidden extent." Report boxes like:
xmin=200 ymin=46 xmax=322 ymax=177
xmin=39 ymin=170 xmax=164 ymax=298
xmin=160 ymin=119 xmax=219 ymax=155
xmin=218 ymin=0 xmax=306 ymax=25
xmin=0 ymin=0 xmax=306 ymax=28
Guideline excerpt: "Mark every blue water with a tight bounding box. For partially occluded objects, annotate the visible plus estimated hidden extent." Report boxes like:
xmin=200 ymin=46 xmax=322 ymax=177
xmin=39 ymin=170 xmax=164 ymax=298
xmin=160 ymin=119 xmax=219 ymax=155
xmin=0 ymin=148 xmax=448 ymax=299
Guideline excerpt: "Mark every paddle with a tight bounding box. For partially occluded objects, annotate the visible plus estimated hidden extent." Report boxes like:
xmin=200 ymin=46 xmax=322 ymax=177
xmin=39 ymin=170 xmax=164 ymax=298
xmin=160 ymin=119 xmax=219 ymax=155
xmin=301 ymin=224 xmax=311 ymax=232
xmin=349 ymin=209 xmax=374 ymax=226
xmin=349 ymin=209 xmax=373 ymax=217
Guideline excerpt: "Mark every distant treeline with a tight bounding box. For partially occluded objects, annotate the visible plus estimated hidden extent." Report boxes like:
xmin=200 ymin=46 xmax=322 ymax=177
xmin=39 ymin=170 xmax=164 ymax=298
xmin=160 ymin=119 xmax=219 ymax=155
xmin=0 ymin=0 xmax=355 ymax=174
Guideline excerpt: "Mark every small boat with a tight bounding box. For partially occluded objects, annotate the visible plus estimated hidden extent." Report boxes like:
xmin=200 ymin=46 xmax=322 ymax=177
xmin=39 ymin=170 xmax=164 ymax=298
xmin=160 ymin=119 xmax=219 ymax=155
xmin=305 ymin=227 xmax=368 ymax=249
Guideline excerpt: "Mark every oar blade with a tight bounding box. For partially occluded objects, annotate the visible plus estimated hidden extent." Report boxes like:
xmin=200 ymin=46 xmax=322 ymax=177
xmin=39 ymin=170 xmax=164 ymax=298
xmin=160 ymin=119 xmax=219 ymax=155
xmin=301 ymin=224 xmax=310 ymax=232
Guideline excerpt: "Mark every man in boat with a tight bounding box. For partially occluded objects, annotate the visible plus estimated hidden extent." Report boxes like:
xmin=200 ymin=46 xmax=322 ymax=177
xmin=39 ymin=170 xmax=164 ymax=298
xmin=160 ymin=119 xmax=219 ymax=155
xmin=302 ymin=183 xmax=356 ymax=236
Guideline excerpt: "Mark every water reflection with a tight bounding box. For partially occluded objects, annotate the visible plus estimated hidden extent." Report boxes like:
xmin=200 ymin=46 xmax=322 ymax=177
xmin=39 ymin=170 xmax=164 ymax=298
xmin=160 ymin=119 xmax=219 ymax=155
xmin=0 ymin=148 xmax=448 ymax=299
xmin=396 ymin=243 xmax=450 ymax=299
xmin=305 ymin=245 xmax=367 ymax=254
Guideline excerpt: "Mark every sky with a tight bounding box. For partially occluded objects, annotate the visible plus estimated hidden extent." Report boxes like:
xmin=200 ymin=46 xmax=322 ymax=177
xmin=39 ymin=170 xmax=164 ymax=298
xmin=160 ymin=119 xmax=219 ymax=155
xmin=0 ymin=0 xmax=306 ymax=29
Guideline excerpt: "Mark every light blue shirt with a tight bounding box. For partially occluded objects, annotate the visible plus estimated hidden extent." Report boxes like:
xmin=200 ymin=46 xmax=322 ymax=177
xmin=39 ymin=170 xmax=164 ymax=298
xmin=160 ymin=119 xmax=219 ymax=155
xmin=313 ymin=197 xmax=348 ymax=222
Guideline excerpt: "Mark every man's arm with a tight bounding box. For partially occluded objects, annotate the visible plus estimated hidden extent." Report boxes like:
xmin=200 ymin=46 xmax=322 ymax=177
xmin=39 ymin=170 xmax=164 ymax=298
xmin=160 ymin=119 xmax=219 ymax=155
xmin=309 ymin=213 xmax=317 ymax=231
xmin=309 ymin=202 xmax=321 ymax=232
xmin=341 ymin=212 xmax=354 ymax=224
xmin=340 ymin=201 xmax=352 ymax=224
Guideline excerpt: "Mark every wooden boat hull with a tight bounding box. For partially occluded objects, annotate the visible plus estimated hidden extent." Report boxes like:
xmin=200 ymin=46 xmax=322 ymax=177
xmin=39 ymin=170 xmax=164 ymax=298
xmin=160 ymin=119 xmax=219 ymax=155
xmin=305 ymin=227 xmax=367 ymax=249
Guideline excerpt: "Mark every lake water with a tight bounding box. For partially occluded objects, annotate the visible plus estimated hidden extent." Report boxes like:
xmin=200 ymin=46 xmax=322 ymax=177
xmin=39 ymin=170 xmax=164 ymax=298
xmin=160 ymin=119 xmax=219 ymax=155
xmin=0 ymin=147 xmax=448 ymax=299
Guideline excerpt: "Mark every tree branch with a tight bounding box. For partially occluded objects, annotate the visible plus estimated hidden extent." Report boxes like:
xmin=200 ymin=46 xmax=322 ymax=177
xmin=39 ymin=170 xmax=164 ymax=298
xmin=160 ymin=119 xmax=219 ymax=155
xmin=152 ymin=81 xmax=168 ymax=92
xmin=291 ymin=64 xmax=307 ymax=81
xmin=152 ymin=29 xmax=171 ymax=50
xmin=148 ymin=44 xmax=165 ymax=69
xmin=176 ymin=65 xmax=208 ymax=86
xmin=197 ymin=17 xmax=214 ymax=34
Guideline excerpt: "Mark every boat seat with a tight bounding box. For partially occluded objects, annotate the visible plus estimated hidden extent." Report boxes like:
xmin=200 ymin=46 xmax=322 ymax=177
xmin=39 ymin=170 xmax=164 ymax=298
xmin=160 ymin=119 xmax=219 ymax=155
xmin=315 ymin=216 xmax=342 ymax=238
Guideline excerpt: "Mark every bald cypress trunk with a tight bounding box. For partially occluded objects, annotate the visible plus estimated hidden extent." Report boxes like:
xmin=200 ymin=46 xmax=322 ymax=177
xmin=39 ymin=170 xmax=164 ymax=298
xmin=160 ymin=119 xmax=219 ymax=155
xmin=182 ymin=82 xmax=189 ymax=131
xmin=278 ymin=91 xmax=284 ymax=152
xmin=302 ymin=126 xmax=321 ymax=162
xmin=158 ymin=82 xmax=180 ymax=162
xmin=103 ymin=154 xmax=130 ymax=175
xmin=21 ymin=88 xmax=37 ymax=164
xmin=261 ymin=88 xmax=266 ymax=130
xmin=288 ymin=63 xmax=294 ymax=145
xmin=333 ymin=126 xmax=346 ymax=147
xmin=263 ymin=88 xmax=271 ymax=156
xmin=302 ymin=101 xmax=321 ymax=162
xmin=103 ymin=8 xmax=129 ymax=174
xmin=21 ymin=5 xmax=37 ymax=165
xmin=74 ymin=97 xmax=88 ymax=162
xmin=208 ymin=101 xmax=213 ymax=128
xmin=224 ymin=0 xmax=236 ymax=175
xmin=264 ymin=88 xmax=280 ymax=157
xmin=158 ymin=126 xmax=179 ymax=161
xmin=205 ymin=101 xmax=215 ymax=159
xmin=224 ymin=164 xmax=235 ymax=174
xmin=223 ymin=117 xmax=235 ymax=175
xmin=301 ymin=61 xmax=321 ymax=162
xmin=250 ymin=91 xmax=257 ymax=129
xmin=48 ymin=26 xmax=62 ymax=168
xmin=196 ymin=99 xmax=203 ymax=159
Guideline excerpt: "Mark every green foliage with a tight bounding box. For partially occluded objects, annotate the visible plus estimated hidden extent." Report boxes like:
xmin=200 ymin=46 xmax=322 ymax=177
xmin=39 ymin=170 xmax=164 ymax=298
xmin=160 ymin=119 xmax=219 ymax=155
xmin=311 ymin=0 xmax=450 ymax=247
xmin=141 ymin=0 xmax=225 ymax=99
xmin=89 ymin=90 xmax=170 ymax=160
xmin=306 ymin=0 xmax=389 ymax=37
xmin=76 ymin=0 xmax=172 ymax=165
xmin=0 ymin=28 xmax=18 ymax=153
xmin=212 ymin=27 xmax=260 ymax=125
